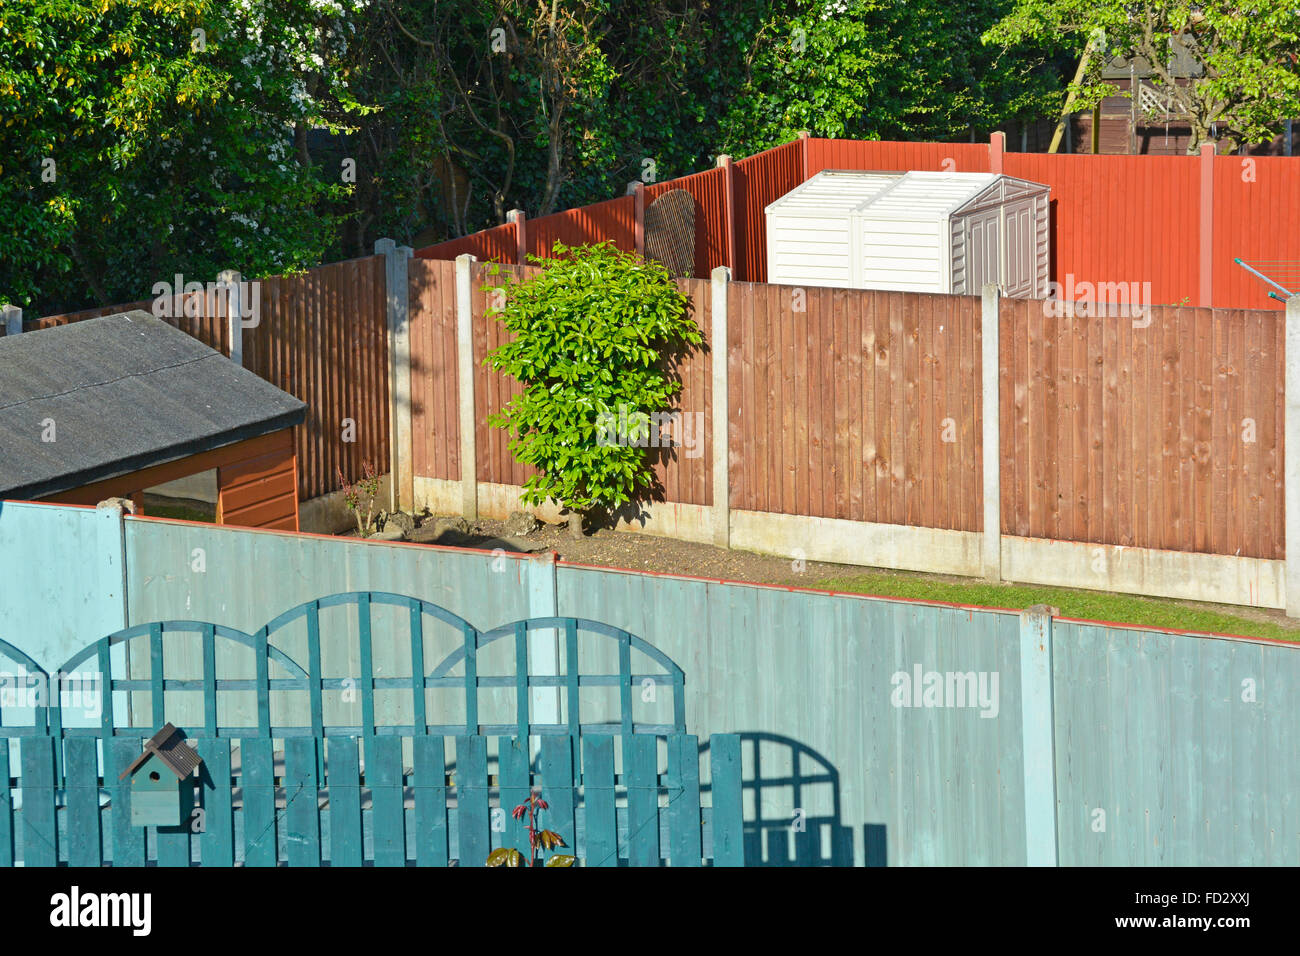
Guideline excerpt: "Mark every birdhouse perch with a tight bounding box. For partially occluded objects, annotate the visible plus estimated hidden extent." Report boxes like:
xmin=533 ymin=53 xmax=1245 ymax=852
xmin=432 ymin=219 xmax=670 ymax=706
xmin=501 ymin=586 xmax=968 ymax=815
xmin=117 ymin=723 xmax=202 ymax=827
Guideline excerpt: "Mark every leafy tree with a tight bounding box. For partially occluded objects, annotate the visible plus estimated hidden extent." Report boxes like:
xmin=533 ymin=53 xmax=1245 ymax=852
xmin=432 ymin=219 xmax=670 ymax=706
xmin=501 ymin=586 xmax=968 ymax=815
xmin=983 ymin=0 xmax=1300 ymax=152
xmin=483 ymin=241 xmax=699 ymax=536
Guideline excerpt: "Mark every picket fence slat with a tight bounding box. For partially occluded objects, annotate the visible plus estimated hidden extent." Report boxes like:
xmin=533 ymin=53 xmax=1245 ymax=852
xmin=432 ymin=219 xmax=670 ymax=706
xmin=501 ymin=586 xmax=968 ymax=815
xmin=710 ymin=733 xmax=744 ymax=866
xmin=241 ymin=738 xmax=277 ymax=867
xmin=199 ymin=737 xmax=234 ymax=867
xmin=498 ymin=736 xmax=531 ymax=857
xmin=20 ymin=737 xmax=57 ymax=866
xmin=582 ymin=735 xmax=617 ymax=866
xmin=455 ymin=735 xmax=489 ymax=866
xmin=540 ymin=736 xmax=576 ymax=861
xmin=285 ymin=737 xmax=321 ymax=867
xmin=0 ymin=745 xmax=12 ymax=867
xmin=668 ymin=734 xmax=702 ymax=867
xmin=369 ymin=735 xmax=405 ymax=866
xmin=413 ymin=736 xmax=447 ymax=867
xmin=328 ymin=736 xmax=363 ymax=867
xmin=109 ymin=738 xmax=145 ymax=867
xmin=625 ymin=734 xmax=659 ymax=867
xmin=65 ymin=736 xmax=101 ymax=866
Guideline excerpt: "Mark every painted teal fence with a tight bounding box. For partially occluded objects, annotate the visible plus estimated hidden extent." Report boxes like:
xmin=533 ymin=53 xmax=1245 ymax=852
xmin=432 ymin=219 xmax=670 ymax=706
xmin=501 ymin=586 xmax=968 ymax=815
xmin=2 ymin=500 xmax=1298 ymax=866
xmin=0 ymin=592 xmax=745 ymax=866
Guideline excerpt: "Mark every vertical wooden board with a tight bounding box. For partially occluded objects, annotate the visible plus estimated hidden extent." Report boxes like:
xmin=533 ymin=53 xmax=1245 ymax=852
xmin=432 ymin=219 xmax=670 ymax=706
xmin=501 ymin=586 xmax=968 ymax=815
xmin=197 ymin=737 xmax=234 ymax=867
xmin=581 ymin=735 xmax=617 ymax=866
xmin=710 ymin=733 xmax=744 ymax=866
xmin=998 ymin=299 xmax=1015 ymax=535
xmin=915 ymin=295 xmax=933 ymax=527
xmin=1177 ymin=308 xmax=1196 ymax=553
xmin=734 ymin=284 xmax=753 ymax=510
xmin=1012 ymin=299 xmax=1031 ymax=536
xmin=64 ymin=736 xmax=101 ymax=866
xmin=818 ymin=285 xmax=837 ymax=518
xmin=1160 ymin=308 xmax=1180 ymax=550
xmin=1226 ymin=311 xmax=1245 ymax=556
xmin=1026 ymin=297 xmax=1044 ymax=537
xmin=1244 ymin=311 xmax=1264 ymax=557
xmin=1087 ymin=309 xmax=1105 ymax=543
xmin=454 ymin=735 xmax=489 ymax=866
xmin=498 ymin=735 xmax=531 ymax=856
xmin=791 ymin=285 xmax=808 ymax=515
xmin=1193 ymin=309 xmax=1214 ymax=553
xmin=888 ymin=292 xmax=907 ymax=524
xmin=1041 ymin=302 xmax=1060 ymax=540
xmin=155 ymin=815 xmax=193 ymax=868
xmin=1256 ymin=311 xmax=1279 ymax=558
xmin=1114 ymin=303 xmax=1132 ymax=546
xmin=327 ymin=736 xmax=363 ymax=867
xmin=539 ymin=736 xmax=576 ymax=861
xmin=19 ymin=736 xmax=57 ymax=866
xmin=624 ymin=734 xmax=659 ymax=867
xmin=901 ymin=292 xmax=920 ymax=526
xmin=1101 ymin=302 xmax=1119 ymax=546
xmin=1210 ymin=311 xmax=1231 ymax=555
xmin=836 ymin=287 xmax=854 ymax=520
xmin=1131 ymin=306 xmax=1151 ymax=549
xmin=1270 ymin=311 xmax=1285 ymax=559
xmin=241 ymin=738 xmax=278 ymax=867
xmin=760 ymin=283 xmax=777 ymax=512
xmin=667 ymin=734 xmax=702 ymax=867
xmin=413 ymin=736 xmax=448 ymax=867
xmin=862 ymin=290 xmax=879 ymax=523
xmin=284 ymin=737 xmax=321 ymax=867
xmin=108 ymin=738 xmax=145 ymax=867
xmin=368 ymin=735 xmax=406 ymax=866
xmin=846 ymin=289 xmax=864 ymax=522
xmin=0 ymin=744 xmax=12 ymax=867
xmin=781 ymin=283 xmax=798 ymax=516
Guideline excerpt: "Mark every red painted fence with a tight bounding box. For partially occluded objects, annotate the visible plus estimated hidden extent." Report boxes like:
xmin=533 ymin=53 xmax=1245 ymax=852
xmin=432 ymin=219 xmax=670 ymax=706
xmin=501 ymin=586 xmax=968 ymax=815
xmin=415 ymin=136 xmax=1300 ymax=311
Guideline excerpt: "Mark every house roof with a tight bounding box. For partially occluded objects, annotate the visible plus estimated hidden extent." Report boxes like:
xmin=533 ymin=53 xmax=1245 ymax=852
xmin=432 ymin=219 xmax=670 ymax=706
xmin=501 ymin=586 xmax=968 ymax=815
xmin=0 ymin=310 xmax=306 ymax=500
xmin=118 ymin=722 xmax=203 ymax=781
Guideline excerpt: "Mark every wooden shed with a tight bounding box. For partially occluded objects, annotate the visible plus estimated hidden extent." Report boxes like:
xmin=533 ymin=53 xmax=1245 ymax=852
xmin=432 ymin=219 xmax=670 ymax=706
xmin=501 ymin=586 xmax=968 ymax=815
xmin=0 ymin=310 xmax=306 ymax=530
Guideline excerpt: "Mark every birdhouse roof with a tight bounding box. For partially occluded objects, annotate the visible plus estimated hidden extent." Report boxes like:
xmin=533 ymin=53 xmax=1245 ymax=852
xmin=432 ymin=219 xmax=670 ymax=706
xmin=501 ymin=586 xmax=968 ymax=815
xmin=117 ymin=722 xmax=202 ymax=781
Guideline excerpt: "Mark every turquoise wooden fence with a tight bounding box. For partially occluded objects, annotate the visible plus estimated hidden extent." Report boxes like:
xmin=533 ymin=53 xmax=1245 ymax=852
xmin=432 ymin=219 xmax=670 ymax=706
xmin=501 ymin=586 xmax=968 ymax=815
xmin=0 ymin=593 xmax=745 ymax=866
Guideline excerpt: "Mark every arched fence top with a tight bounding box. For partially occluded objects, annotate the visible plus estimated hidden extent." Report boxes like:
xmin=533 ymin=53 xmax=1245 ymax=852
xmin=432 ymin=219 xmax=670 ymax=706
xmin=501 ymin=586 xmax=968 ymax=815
xmin=12 ymin=592 xmax=687 ymax=743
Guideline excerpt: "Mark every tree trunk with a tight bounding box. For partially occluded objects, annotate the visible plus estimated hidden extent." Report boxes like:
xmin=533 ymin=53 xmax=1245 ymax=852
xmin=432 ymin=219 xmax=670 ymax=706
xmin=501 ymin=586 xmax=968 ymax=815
xmin=567 ymin=511 xmax=584 ymax=539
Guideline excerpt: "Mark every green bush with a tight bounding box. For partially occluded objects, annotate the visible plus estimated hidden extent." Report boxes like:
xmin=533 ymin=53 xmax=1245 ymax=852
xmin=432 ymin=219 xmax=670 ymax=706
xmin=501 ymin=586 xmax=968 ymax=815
xmin=483 ymin=241 xmax=700 ymax=526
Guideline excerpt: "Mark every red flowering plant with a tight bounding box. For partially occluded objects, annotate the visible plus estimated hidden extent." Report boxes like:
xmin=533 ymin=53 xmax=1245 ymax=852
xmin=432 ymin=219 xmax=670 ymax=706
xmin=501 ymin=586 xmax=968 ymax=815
xmin=485 ymin=790 xmax=576 ymax=867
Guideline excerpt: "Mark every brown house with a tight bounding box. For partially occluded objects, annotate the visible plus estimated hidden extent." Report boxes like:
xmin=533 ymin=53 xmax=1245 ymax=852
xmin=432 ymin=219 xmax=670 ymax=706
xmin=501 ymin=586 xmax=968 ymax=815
xmin=0 ymin=311 xmax=306 ymax=530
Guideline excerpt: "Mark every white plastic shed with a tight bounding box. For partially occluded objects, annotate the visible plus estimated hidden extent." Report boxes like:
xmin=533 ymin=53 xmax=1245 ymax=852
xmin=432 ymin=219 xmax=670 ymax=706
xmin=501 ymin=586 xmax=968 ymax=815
xmin=765 ymin=170 xmax=1051 ymax=297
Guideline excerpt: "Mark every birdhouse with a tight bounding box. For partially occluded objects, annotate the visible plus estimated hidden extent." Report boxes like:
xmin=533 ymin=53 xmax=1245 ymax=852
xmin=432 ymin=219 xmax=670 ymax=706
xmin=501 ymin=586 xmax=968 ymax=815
xmin=117 ymin=723 xmax=202 ymax=827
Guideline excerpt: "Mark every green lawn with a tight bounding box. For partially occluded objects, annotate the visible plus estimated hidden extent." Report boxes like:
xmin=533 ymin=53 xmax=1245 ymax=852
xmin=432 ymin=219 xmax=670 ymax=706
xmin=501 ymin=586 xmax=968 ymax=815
xmin=815 ymin=571 xmax=1300 ymax=643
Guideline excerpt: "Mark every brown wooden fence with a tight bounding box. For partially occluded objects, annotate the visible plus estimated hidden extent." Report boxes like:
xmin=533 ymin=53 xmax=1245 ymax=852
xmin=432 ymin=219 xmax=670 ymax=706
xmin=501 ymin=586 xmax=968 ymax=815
xmin=24 ymin=257 xmax=390 ymax=503
xmin=1000 ymin=298 xmax=1283 ymax=559
xmin=729 ymin=284 xmax=983 ymax=530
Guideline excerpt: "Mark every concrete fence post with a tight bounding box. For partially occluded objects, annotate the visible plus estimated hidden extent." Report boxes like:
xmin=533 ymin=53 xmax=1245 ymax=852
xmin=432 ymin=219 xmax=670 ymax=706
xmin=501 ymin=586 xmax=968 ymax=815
xmin=377 ymin=239 xmax=415 ymax=513
xmin=1019 ymin=603 xmax=1059 ymax=866
xmin=455 ymin=253 xmax=479 ymax=522
xmin=526 ymin=550 xmax=561 ymax=725
xmin=217 ymin=270 xmax=243 ymax=366
xmin=1286 ymin=295 xmax=1300 ymax=617
xmin=631 ymin=182 xmax=646 ymax=255
xmin=711 ymin=266 xmax=731 ymax=549
xmin=506 ymin=208 xmax=527 ymax=266
xmin=716 ymin=154 xmax=736 ymax=275
xmin=989 ymin=131 xmax=1005 ymax=174
xmin=797 ymin=130 xmax=810 ymax=183
xmin=2 ymin=304 xmax=21 ymax=337
xmin=1199 ymin=142 xmax=1215 ymax=308
xmin=981 ymin=283 xmax=1002 ymax=581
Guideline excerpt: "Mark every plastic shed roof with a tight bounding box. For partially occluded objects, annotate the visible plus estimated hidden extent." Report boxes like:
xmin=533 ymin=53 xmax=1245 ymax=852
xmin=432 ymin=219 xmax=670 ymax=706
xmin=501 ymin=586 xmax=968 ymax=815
xmin=0 ymin=310 xmax=307 ymax=500
xmin=764 ymin=170 xmax=903 ymax=216
xmin=767 ymin=170 xmax=1048 ymax=221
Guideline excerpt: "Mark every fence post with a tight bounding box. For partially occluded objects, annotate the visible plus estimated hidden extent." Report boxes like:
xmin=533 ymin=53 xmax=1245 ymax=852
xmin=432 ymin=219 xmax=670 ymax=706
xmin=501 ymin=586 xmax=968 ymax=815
xmin=455 ymin=253 xmax=479 ymax=522
xmin=218 ymin=270 xmax=243 ymax=365
xmin=526 ymin=550 xmax=561 ymax=725
xmin=377 ymin=239 xmax=415 ymax=513
xmin=711 ymin=266 xmax=731 ymax=549
xmin=1019 ymin=604 xmax=1059 ymax=866
xmin=1286 ymin=295 xmax=1300 ymax=617
xmin=506 ymin=209 xmax=527 ymax=266
xmin=981 ymin=283 xmax=1002 ymax=581
xmin=632 ymin=182 xmax=645 ymax=255
xmin=1 ymin=304 xmax=20 ymax=337
xmin=797 ymin=130 xmax=810 ymax=182
xmin=716 ymin=154 xmax=736 ymax=276
xmin=989 ymin=131 xmax=1005 ymax=174
xmin=1199 ymin=142 xmax=1215 ymax=308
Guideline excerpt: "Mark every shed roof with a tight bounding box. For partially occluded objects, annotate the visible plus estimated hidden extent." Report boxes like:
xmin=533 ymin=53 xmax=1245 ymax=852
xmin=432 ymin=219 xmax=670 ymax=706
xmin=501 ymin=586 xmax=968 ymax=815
xmin=0 ymin=311 xmax=306 ymax=500
xmin=766 ymin=170 xmax=1049 ymax=222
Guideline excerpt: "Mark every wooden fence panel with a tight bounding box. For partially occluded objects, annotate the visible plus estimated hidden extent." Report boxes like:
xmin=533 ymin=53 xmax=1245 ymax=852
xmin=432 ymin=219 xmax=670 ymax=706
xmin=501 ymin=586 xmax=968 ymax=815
xmin=1001 ymin=299 xmax=1284 ymax=559
xmin=409 ymin=258 xmax=460 ymax=481
xmin=729 ymin=282 xmax=982 ymax=530
xmin=246 ymin=255 xmax=390 ymax=501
